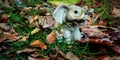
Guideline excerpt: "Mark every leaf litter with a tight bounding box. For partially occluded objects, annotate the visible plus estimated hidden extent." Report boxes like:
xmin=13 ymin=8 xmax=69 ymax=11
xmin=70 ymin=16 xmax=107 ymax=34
xmin=0 ymin=0 xmax=120 ymax=60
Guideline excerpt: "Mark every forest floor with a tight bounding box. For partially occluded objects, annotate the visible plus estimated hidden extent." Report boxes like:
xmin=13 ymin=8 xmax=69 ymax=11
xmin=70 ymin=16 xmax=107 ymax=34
xmin=0 ymin=0 xmax=120 ymax=60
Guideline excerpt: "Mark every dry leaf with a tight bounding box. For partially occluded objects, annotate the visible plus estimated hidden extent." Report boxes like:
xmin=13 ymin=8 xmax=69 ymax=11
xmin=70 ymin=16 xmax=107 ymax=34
xmin=102 ymin=57 xmax=110 ymax=60
xmin=31 ymin=28 xmax=40 ymax=35
xmin=111 ymin=46 xmax=120 ymax=54
xmin=50 ymin=47 xmax=66 ymax=60
xmin=112 ymin=7 xmax=120 ymax=17
xmin=46 ymin=31 xmax=56 ymax=44
xmin=0 ymin=23 xmax=10 ymax=31
xmin=29 ymin=16 xmax=39 ymax=24
xmin=19 ymin=35 xmax=29 ymax=41
xmin=30 ymin=52 xmax=44 ymax=58
xmin=0 ymin=33 xmax=18 ymax=42
xmin=111 ymin=56 xmax=120 ymax=60
xmin=0 ymin=14 xmax=8 ymax=23
xmin=96 ymin=55 xmax=110 ymax=60
xmin=55 ymin=47 xmax=66 ymax=58
xmin=23 ymin=7 xmax=32 ymax=11
xmin=28 ymin=56 xmax=49 ymax=60
xmin=4 ymin=33 xmax=18 ymax=39
xmin=39 ymin=16 xmax=54 ymax=29
xmin=93 ymin=0 xmax=101 ymax=8
xmin=97 ymin=20 xmax=106 ymax=26
xmin=66 ymin=52 xmax=79 ymax=60
xmin=80 ymin=26 xmax=120 ymax=54
xmin=81 ymin=26 xmax=109 ymax=37
xmin=56 ymin=57 xmax=64 ymax=60
xmin=16 ymin=48 xmax=36 ymax=54
xmin=30 ymin=40 xmax=47 ymax=50
xmin=83 ymin=56 xmax=97 ymax=60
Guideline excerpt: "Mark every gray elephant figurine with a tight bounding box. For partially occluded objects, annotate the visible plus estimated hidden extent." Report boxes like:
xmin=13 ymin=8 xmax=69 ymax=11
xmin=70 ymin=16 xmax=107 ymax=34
xmin=53 ymin=4 xmax=88 ymax=43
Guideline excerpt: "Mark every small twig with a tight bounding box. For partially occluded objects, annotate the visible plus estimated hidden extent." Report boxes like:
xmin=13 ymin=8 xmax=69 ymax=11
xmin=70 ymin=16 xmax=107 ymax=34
xmin=55 ymin=46 xmax=66 ymax=58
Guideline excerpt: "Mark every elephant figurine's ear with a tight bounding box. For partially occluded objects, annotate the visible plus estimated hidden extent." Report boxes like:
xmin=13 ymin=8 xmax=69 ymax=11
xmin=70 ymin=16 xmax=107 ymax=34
xmin=82 ymin=6 xmax=88 ymax=20
xmin=53 ymin=5 xmax=68 ymax=24
xmin=82 ymin=6 xmax=88 ymax=12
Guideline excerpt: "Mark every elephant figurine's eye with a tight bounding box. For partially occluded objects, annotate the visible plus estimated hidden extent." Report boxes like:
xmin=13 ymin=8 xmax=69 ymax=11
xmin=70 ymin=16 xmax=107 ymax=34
xmin=74 ymin=10 xmax=78 ymax=14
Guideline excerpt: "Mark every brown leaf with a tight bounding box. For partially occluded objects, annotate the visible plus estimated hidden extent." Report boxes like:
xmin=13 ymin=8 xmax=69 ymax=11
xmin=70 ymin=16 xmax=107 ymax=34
xmin=46 ymin=31 xmax=56 ymax=44
xmin=66 ymin=52 xmax=79 ymax=60
xmin=39 ymin=16 xmax=54 ymax=29
xmin=102 ymin=56 xmax=110 ymax=60
xmin=30 ymin=40 xmax=47 ymax=50
xmin=0 ymin=33 xmax=18 ymax=42
xmin=23 ymin=7 xmax=32 ymax=11
xmin=50 ymin=47 xmax=65 ymax=60
xmin=16 ymin=48 xmax=36 ymax=54
xmin=55 ymin=47 xmax=66 ymax=58
xmin=97 ymin=20 xmax=107 ymax=26
xmin=30 ymin=52 xmax=44 ymax=58
xmin=111 ymin=46 xmax=120 ymax=54
xmin=83 ymin=56 xmax=97 ymax=60
xmin=55 ymin=57 xmax=64 ymax=60
xmin=0 ymin=23 xmax=10 ymax=31
xmin=93 ymin=0 xmax=101 ymax=8
xmin=28 ymin=56 xmax=50 ymax=60
xmin=81 ymin=26 xmax=109 ymax=37
xmin=4 ymin=33 xmax=18 ymax=39
xmin=0 ymin=14 xmax=8 ymax=23
xmin=111 ymin=56 xmax=120 ymax=60
xmin=96 ymin=55 xmax=110 ymax=60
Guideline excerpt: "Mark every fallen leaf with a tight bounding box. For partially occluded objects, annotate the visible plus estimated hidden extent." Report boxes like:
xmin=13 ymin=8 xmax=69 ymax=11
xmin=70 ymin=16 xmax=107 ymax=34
xmin=55 ymin=57 xmax=64 ymax=60
xmin=50 ymin=47 xmax=66 ymax=60
xmin=97 ymin=20 xmax=107 ymax=26
xmin=111 ymin=46 xmax=120 ymax=54
xmin=83 ymin=56 xmax=97 ymax=60
xmin=79 ymin=26 xmax=120 ymax=54
xmin=30 ymin=40 xmax=47 ymax=50
xmin=66 ymin=52 xmax=79 ymax=60
xmin=16 ymin=48 xmax=36 ymax=54
xmin=4 ymin=33 xmax=18 ymax=40
xmin=96 ymin=55 xmax=110 ymax=60
xmin=23 ymin=7 xmax=32 ymax=11
xmin=31 ymin=28 xmax=40 ymax=35
xmin=111 ymin=56 xmax=120 ymax=60
xmin=0 ymin=14 xmax=8 ymax=23
xmin=29 ymin=16 xmax=39 ymax=24
xmin=0 ymin=23 xmax=10 ymax=31
xmin=46 ymin=31 xmax=56 ymax=44
xmin=18 ymin=35 xmax=29 ymax=41
xmin=55 ymin=47 xmax=66 ymax=58
xmin=112 ymin=7 xmax=120 ymax=17
xmin=102 ymin=56 xmax=110 ymax=60
xmin=39 ymin=16 xmax=54 ymax=29
xmin=28 ymin=56 xmax=49 ymax=60
xmin=81 ymin=26 xmax=109 ymax=37
xmin=30 ymin=52 xmax=44 ymax=58
xmin=0 ymin=33 xmax=18 ymax=42
xmin=93 ymin=0 xmax=101 ymax=8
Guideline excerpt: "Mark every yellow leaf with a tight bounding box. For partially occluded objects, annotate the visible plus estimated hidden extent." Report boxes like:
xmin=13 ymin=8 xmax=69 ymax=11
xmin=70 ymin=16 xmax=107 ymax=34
xmin=46 ymin=31 xmax=56 ymax=44
xmin=31 ymin=28 xmax=40 ymax=35
xmin=29 ymin=16 xmax=39 ymax=24
xmin=30 ymin=40 xmax=47 ymax=50
xmin=112 ymin=7 xmax=120 ymax=17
